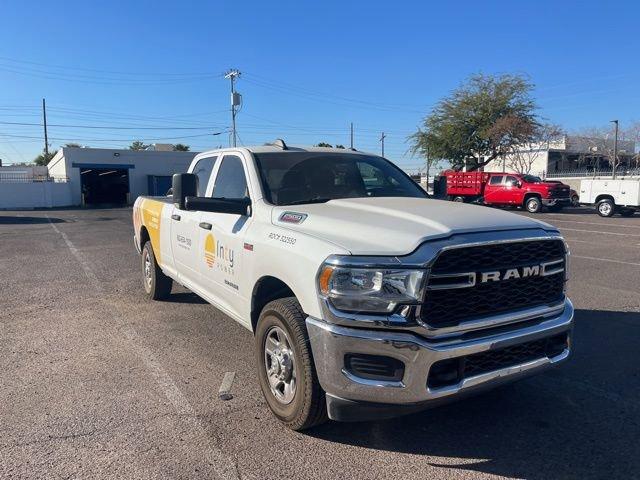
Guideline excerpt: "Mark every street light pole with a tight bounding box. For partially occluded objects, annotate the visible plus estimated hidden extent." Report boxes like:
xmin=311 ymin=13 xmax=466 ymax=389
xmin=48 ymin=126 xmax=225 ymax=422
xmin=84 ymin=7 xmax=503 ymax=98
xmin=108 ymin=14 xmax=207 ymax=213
xmin=611 ymin=120 xmax=619 ymax=179
xmin=225 ymin=69 xmax=241 ymax=147
xmin=379 ymin=132 xmax=386 ymax=157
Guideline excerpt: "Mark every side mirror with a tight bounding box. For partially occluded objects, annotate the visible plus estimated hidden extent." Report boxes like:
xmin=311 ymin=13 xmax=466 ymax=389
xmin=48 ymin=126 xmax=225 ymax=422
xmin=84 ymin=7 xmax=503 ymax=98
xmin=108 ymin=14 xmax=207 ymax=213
xmin=185 ymin=197 xmax=251 ymax=216
xmin=172 ymin=173 xmax=198 ymax=210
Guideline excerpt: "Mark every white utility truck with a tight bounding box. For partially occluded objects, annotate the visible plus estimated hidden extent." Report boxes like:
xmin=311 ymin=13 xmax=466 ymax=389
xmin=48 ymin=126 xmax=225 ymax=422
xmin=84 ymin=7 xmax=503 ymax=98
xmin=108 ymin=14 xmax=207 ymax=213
xmin=133 ymin=140 xmax=573 ymax=430
xmin=579 ymin=178 xmax=639 ymax=217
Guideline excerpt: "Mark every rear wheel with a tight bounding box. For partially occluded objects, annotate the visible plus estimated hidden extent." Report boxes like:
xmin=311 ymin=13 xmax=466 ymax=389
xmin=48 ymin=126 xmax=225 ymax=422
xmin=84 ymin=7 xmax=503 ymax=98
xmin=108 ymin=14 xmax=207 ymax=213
xmin=596 ymin=199 xmax=615 ymax=217
xmin=525 ymin=196 xmax=542 ymax=213
xmin=452 ymin=196 xmax=465 ymax=203
xmin=142 ymin=241 xmax=172 ymax=300
xmin=255 ymin=298 xmax=327 ymax=431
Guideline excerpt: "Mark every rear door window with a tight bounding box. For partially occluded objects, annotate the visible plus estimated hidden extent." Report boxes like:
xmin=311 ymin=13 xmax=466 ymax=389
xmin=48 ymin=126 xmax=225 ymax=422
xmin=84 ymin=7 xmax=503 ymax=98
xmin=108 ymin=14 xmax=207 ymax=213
xmin=489 ymin=175 xmax=504 ymax=185
xmin=191 ymin=156 xmax=218 ymax=196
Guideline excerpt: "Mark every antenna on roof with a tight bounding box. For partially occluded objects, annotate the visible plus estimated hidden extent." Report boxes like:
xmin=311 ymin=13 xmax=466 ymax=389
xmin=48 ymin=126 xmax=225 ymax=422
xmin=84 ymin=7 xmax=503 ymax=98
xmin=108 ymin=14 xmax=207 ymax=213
xmin=265 ymin=138 xmax=288 ymax=150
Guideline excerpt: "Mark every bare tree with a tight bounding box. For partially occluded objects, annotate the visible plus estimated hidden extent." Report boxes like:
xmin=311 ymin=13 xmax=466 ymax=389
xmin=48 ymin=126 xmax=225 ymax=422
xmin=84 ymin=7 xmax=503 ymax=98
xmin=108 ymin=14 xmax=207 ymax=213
xmin=504 ymin=123 xmax=564 ymax=174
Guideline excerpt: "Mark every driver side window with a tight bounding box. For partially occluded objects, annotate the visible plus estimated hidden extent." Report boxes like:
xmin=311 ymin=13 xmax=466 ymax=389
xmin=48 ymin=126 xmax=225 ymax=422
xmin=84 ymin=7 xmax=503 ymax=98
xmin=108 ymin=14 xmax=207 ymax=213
xmin=357 ymin=161 xmax=399 ymax=191
xmin=505 ymin=176 xmax=518 ymax=186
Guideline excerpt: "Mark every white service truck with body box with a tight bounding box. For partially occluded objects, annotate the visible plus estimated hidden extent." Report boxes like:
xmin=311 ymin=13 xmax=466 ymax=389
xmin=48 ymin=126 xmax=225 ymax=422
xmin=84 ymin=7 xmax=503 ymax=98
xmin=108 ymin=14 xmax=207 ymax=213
xmin=133 ymin=140 xmax=573 ymax=430
xmin=579 ymin=178 xmax=640 ymax=217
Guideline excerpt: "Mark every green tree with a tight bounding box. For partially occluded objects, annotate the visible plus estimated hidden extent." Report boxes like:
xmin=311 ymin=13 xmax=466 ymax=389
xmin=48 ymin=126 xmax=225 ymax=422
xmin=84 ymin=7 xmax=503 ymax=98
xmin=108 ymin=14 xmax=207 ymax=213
xmin=173 ymin=143 xmax=190 ymax=151
xmin=34 ymin=150 xmax=58 ymax=166
xmin=409 ymin=74 xmax=538 ymax=171
xmin=315 ymin=142 xmax=333 ymax=148
xmin=64 ymin=143 xmax=82 ymax=148
xmin=129 ymin=140 xmax=149 ymax=151
xmin=335 ymin=144 xmax=345 ymax=149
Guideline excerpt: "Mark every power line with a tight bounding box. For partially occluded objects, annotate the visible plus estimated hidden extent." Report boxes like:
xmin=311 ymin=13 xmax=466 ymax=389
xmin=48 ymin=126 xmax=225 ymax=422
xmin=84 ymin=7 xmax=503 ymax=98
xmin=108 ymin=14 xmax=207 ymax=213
xmin=0 ymin=120 xmax=224 ymax=130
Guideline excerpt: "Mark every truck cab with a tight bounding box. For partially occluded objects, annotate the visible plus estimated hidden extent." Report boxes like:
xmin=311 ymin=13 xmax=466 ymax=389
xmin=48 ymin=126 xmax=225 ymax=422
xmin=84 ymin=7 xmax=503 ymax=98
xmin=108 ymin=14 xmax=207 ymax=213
xmin=133 ymin=141 xmax=573 ymax=430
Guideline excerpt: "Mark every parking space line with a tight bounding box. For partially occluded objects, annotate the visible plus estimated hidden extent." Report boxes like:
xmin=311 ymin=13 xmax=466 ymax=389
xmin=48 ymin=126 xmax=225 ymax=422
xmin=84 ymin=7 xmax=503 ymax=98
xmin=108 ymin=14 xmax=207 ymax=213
xmin=571 ymin=255 xmax=640 ymax=267
xmin=46 ymin=215 xmax=242 ymax=480
xmin=542 ymin=217 xmax=640 ymax=229
xmin=559 ymin=227 xmax=640 ymax=237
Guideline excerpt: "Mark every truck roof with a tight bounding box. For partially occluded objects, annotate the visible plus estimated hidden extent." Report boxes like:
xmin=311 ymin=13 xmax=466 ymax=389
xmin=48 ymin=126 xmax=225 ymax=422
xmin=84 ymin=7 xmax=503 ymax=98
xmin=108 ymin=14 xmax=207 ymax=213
xmin=196 ymin=139 xmax=373 ymax=157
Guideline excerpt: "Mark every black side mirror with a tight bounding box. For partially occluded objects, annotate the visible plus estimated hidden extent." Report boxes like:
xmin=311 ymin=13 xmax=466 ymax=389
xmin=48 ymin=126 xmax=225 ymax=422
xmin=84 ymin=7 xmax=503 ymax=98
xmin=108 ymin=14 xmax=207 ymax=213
xmin=172 ymin=173 xmax=197 ymax=210
xmin=185 ymin=197 xmax=251 ymax=216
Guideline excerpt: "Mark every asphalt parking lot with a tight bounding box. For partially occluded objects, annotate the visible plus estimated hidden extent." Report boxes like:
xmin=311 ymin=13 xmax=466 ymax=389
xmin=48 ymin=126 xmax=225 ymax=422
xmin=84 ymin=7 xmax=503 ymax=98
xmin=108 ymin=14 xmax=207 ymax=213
xmin=1 ymin=206 xmax=639 ymax=480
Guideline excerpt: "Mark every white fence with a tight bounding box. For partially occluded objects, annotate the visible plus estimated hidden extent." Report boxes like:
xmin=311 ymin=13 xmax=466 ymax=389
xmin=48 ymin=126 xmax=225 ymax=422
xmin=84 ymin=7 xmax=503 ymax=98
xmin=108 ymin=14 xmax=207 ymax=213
xmin=0 ymin=182 xmax=73 ymax=209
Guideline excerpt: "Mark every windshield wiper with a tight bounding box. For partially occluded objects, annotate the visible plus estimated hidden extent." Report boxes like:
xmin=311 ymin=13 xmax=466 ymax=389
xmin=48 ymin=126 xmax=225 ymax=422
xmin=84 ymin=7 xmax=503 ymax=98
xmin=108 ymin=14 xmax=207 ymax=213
xmin=283 ymin=198 xmax=333 ymax=206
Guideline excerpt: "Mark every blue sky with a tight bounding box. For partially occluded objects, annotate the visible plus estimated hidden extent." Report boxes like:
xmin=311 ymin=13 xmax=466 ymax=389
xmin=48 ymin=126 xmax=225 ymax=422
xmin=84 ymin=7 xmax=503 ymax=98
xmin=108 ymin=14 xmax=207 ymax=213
xmin=1 ymin=0 xmax=639 ymax=168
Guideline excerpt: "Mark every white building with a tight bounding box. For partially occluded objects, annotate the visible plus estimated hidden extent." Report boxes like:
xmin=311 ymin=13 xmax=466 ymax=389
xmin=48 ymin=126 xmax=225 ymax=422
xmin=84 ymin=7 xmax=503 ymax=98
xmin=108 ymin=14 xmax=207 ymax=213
xmin=498 ymin=135 xmax=637 ymax=178
xmin=47 ymin=146 xmax=198 ymax=206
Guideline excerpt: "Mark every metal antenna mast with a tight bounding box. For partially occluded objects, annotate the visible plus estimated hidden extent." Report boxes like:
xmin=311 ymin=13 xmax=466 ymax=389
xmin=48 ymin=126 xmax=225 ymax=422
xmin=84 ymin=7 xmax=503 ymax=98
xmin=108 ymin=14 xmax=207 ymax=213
xmin=225 ymin=69 xmax=241 ymax=147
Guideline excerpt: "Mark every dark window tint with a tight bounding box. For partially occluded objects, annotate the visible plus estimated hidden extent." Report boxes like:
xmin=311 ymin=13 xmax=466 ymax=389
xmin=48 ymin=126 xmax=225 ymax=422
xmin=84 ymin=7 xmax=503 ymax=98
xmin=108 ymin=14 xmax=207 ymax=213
xmin=191 ymin=156 xmax=217 ymax=196
xmin=489 ymin=175 xmax=504 ymax=185
xmin=253 ymin=152 xmax=426 ymax=206
xmin=212 ymin=155 xmax=248 ymax=199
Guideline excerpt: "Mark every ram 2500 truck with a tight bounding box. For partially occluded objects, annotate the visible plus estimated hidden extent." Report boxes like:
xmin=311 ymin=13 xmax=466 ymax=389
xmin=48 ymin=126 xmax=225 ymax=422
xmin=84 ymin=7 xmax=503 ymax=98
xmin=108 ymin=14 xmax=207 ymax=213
xmin=443 ymin=171 xmax=572 ymax=213
xmin=133 ymin=141 xmax=573 ymax=430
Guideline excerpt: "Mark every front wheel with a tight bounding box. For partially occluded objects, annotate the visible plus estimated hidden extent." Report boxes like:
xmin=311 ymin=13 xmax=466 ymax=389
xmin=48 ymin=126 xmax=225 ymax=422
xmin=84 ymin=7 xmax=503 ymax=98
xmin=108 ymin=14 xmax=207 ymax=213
xmin=255 ymin=298 xmax=327 ymax=431
xmin=525 ymin=196 xmax=542 ymax=213
xmin=597 ymin=199 xmax=615 ymax=217
xmin=142 ymin=241 xmax=172 ymax=300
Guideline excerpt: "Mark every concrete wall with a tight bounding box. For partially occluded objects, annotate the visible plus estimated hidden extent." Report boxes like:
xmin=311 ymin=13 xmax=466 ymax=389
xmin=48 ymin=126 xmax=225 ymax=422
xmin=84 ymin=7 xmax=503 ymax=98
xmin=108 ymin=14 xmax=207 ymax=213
xmin=0 ymin=182 xmax=73 ymax=209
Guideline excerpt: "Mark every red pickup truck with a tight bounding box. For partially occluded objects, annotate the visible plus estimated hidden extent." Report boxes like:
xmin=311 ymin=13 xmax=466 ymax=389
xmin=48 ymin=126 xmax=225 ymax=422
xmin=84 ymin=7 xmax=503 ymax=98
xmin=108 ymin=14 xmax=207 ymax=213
xmin=442 ymin=171 xmax=572 ymax=213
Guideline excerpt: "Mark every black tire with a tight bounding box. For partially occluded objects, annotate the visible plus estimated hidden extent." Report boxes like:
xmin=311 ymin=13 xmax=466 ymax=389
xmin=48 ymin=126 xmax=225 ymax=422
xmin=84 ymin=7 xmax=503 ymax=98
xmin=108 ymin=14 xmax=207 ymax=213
xmin=525 ymin=196 xmax=542 ymax=213
xmin=452 ymin=196 xmax=465 ymax=203
xmin=142 ymin=241 xmax=172 ymax=300
xmin=255 ymin=297 xmax=327 ymax=431
xmin=596 ymin=199 xmax=615 ymax=217
xmin=571 ymin=194 xmax=580 ymax=207
xmin=619 ymin=208 xmax=636 ymax=217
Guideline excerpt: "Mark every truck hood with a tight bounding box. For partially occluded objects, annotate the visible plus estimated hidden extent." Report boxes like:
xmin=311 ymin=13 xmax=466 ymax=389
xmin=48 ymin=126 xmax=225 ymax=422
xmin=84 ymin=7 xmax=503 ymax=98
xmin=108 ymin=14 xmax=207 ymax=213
xmin=271 ymin=197 xmax=554 ymax=255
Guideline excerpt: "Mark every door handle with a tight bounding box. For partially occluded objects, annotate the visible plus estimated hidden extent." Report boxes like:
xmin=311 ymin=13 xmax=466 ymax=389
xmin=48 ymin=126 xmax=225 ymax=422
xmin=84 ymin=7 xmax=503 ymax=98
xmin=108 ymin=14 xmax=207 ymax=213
xmin=171 ymin=214 xmax=181 ymax=221
xmin=199 ymin=222 xmax=212 ymax=230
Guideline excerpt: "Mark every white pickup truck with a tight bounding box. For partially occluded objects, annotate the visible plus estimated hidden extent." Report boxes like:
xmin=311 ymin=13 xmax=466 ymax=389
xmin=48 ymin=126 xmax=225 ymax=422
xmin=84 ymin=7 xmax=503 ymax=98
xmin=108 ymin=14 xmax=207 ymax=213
xmin=579 ymin=178 xmax=639 ymax=217
xmin=133 ymin=141 xmax=573 ymax=430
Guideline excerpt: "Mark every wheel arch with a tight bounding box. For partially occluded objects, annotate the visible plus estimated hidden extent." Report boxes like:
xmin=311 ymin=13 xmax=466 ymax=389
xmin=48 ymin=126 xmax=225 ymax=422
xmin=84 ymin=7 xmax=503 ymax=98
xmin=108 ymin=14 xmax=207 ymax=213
xmin=251 ymin=275 xmax=299 ymax=333
xmin=595 ymin=194 xmax=615 ymax=204
xmin=138 ymin=225 xmax=150 ymax=252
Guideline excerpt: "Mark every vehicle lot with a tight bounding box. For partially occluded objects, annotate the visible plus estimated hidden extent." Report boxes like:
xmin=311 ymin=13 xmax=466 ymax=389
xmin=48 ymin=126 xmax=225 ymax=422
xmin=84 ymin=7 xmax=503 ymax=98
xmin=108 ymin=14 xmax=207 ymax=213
xmin=1 ymin=207 xmax=639 ymax=480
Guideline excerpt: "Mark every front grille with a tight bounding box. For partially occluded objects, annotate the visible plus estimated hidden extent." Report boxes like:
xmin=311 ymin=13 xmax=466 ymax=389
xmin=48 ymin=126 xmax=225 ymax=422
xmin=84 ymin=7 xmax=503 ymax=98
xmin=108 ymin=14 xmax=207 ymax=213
xmin=422 ymin=239 xmax=566 ymax=328
xmin=428 ymin=333 xmax=568 ymax=389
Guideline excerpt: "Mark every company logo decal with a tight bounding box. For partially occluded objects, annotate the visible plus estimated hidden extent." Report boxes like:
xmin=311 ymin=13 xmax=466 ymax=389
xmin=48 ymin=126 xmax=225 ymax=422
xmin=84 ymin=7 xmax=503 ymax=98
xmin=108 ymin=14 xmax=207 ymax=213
xmin=279 ymin=212 xmax=308 ymax=224
xmin=204 ymin=233 xmax=235 ymax=274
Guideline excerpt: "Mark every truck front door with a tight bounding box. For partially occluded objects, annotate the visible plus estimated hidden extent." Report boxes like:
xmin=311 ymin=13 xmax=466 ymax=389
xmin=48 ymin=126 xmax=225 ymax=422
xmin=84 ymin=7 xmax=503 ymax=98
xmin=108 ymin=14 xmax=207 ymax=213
xmin=504 ymin=175 xmax=523 ymax=205
xmin=197 ymin=153 xmax=252 ymax=323
xmin=170 ymin=155 xmax=218 ymax=289
xmin=483 ymin=175 xmax=504 ymax=204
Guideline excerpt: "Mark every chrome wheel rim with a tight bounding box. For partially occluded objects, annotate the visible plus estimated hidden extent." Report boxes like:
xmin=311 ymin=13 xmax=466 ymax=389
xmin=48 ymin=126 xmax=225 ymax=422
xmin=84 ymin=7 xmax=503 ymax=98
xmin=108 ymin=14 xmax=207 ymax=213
xmin=143 ymin=250 xmax=152 ymax=290
xmin=264 ymin=325 xmax=296 ymax=405
xmin=527 ymin=200 xmax=539 ymax=212
xmin=599 ymin=203 xmax=612 ymax=216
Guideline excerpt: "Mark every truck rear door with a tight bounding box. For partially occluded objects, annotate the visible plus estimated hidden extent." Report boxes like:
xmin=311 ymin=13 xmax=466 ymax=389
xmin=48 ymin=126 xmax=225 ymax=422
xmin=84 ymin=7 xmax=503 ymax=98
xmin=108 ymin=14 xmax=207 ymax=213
xmin=483 ymin=175 xmax=504 ymax=204
xmin=170 ymin=155 xmax=219 ymax=289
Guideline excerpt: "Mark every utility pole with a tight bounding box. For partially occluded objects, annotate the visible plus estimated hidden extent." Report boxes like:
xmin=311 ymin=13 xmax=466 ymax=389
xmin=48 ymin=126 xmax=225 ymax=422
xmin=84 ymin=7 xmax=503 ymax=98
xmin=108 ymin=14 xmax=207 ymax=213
xmin=379 ymin=132 xmax=386 ymax=157
xmin=350 ymin=122 xmax=354 ymax=149
xmin=42 ymin=98 xmax=49 ymax=157
xmin=611 ymin=119 xmax=619 ymax=179
xmin=225 ymin=69 xmax=241 ymax=147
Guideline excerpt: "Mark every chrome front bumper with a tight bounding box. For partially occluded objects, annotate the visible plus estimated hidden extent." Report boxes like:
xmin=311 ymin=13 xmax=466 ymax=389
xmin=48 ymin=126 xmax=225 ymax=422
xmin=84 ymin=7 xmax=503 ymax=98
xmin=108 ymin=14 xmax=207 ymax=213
xmin=307 ymin=298 xmax=573 ymax=409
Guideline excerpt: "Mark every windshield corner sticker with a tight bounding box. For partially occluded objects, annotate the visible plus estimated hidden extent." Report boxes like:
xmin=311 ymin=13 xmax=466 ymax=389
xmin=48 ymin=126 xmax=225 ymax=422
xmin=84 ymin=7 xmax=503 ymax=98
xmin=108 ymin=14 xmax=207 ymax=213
xmin=279 ymin=212 xmax=308 ymax=224
xmin=204 ymin=233 xmax=235 ymax=275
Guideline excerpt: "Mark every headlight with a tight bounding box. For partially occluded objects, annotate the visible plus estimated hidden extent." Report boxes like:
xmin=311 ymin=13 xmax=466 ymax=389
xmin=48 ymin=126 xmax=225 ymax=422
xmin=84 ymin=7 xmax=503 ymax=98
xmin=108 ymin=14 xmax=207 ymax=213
xmin=318 ymin=265 xmax=427 ymax=313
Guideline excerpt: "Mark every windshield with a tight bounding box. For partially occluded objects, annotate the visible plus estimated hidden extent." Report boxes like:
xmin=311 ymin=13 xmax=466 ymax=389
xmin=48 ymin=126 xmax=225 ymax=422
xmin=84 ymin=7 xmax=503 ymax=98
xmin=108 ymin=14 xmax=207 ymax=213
xmin=253 ymin=152 xmax=427 ymax=206
xmin=522 ymin=174 xmax=542 ymax=183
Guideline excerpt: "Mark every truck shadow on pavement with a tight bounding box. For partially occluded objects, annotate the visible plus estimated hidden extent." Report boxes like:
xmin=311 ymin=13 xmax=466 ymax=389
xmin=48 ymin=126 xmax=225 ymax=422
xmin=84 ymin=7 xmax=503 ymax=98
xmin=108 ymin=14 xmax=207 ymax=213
xmin=164 ymin=291 xmax=208 ymax=304
xmin=309 ymin=309 xmax=640 ymax=479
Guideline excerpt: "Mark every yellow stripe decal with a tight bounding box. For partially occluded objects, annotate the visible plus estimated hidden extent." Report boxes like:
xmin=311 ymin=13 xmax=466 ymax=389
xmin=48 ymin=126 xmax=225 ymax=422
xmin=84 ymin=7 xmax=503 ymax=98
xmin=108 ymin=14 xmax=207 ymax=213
xmin=141 ymin=198 xmax=164 ymax=265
